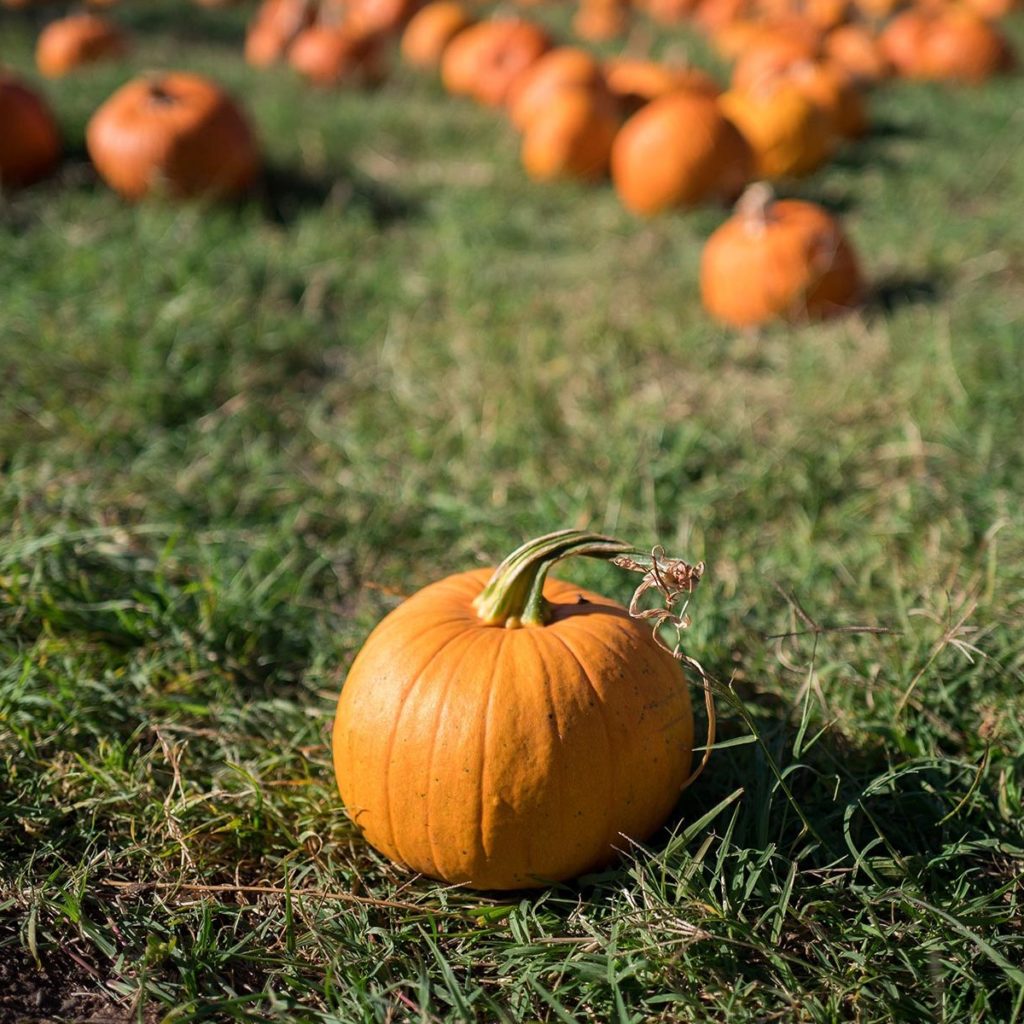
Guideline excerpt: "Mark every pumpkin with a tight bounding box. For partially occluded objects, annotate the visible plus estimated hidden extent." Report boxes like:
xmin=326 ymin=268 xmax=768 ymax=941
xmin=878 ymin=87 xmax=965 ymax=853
xmin=572 ymin=0 xmax=630 ymax=41
xmin=603 ymin=57 xmax=721 ymax=112
xmin=521 ymin=88 xmax=620 ymax=181
xmin=720 ymin=79 xmax=835 ymax=179
xmin=823 ymin=24 xmax=890 ymax=84
xmin=0 ymin=72 xmax=61 ymax=188
xmin=692 ymin=0 xmax=747 ymax=30
xmin=400 ymin=1 xmax=474 ymax=69
xmin=878 ymin=9 xmax=930 ymax=77
xmin=507 ymin=47 xmax=608 ymax=131
xmin=964 ymin=0 xmax=1019 ymax=19
xmin=440 ymin=18 xmax=551 ymax=106
xmin=803 ymin=0 xmax=849 ymax=30
xmin=881 ymin=9 xmax=1013 ymax=82
xmin=644 ymin=0 xmax=701 ymax=22
xmin=917 ymin=10 xmax=1014 ymax=83
xmin=700 ymin=183 xmax=863 ymax=326
xmin=289 ymin=25 xmax=388 ymax=86
xmin=86 ymin=73 xmax=260 ymax=201
xmin=245 ymin=0 xmax=314 ymax=67
xmin=348 ymin=0 xmax=420 ymax=36
xmin=786 ymin=59 xmax=867 ymax=139
xmin=730 ymin=35 xmax=822 ymax=93
xmin=712 ymin=21 xmax=776 ymax=60
xmin=332 ymin=530 xmax=702 ymax=890
xmin=612 ymin=90 xmax=752 ymax=215
xmin=35 ymin=14 xmax=127 ymax=78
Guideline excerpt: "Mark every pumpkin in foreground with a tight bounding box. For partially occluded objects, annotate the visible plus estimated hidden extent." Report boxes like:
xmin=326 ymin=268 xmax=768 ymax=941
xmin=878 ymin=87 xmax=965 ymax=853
xmin=333 ymin=530 xmax=702 ymax=890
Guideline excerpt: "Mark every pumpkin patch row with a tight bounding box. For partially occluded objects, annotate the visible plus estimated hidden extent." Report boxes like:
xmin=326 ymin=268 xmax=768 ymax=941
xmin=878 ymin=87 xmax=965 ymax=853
xmin=237 ymin=0 xmax=870 ymax=327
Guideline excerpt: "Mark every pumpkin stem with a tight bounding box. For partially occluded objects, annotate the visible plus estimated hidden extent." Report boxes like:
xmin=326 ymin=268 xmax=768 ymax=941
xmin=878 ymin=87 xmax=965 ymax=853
xmin=146 ymin=80 xmax=177 ymax=106
xmin=737 ymin=181 xmax=774 ymax=235
xmin=473 ymin=529 xmax=702 ymax=629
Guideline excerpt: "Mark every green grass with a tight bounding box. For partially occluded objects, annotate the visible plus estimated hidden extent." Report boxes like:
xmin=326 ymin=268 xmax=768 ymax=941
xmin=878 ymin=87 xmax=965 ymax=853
xmin=2 ymin=2 xmax=1023 ymax=1020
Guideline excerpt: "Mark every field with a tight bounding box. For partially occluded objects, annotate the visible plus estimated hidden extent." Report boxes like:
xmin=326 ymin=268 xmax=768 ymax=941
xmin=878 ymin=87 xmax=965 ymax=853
xmin=2 ymin=3 xmax=1024 ymax=1021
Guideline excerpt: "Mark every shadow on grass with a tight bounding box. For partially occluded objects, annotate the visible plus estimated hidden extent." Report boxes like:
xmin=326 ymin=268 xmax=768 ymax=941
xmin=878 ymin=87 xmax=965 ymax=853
xmin=260 ymin=163 xmax=421 ymax=228
xmin=865 ymin=273 xmax=945 ymax=315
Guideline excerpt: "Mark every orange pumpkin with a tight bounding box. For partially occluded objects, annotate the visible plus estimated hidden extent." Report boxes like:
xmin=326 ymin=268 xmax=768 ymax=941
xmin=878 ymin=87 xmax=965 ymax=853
xmin=603 ymin=57 xmax=722 ymax=112
xmin=786 ymin=59 xmax=867 ymax=139
xmin=0 ymin=72 xmax=61 ymax=188
xmin=289 ymin=25 xmax=388 ymax=86
xmin=720 ymin=79 xmax=835 ymax=179
xmin=572 ymin=0 xmax=630 ymax=41
xmin=35 ymin=14 xmax=127 ymax=78
xmin=712 ymin=21 xmax=776 ymax=60
xmin=440 ymin=18 xmax=551 ymax=106
xmin=400 ymin=1 xmax=474 ymax=69
xmin=700 ymin=184 xmax=863 ymax=327
xmin=878 ymin=9 xmax=929 ymax=77
xmin=823 ymin=24 xmax=890 ymax=84
xmin=507 ymin=47 xmax=608 ymax=131
xmin=644 ymin=0 xmax=701 ymax=22
xmin=521 ymin=88 xmax=620 ymax=181
xmin=348 ymin=0 xmax=420 ymax=35
xmin=332 ymin=530 xmax=701 ymax=890
xmin=730 ymin=35 xmax=822 ymax=93
xmin=612 ymin=90 xmax=753 ymax=215
xmin=86 ymin=73 xmax=260 ymax=201
xmin=964 ymin=0 xmax=1019 ymax=19
xmin=882 ymin=9 xmax=1013 ymax=82
xmin=693 ymin=0 xmax=748 ymax=31
xmin=245 ymin=0 xmax=314 ymax=68
xmin=918 ymin=10 xmax=1014 ymax=82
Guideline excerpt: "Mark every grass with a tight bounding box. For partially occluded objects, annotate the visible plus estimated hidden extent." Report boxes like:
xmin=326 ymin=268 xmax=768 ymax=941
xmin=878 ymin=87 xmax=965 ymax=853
xmin=2 ymin=2 xmax=1023 ymax=1020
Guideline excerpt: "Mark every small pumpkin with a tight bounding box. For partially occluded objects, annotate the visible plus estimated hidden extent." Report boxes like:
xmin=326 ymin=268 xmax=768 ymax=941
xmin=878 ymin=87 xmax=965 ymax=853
xmin=36 ymin=14 xmax=127 ymax=78
xmin=612 ymin=90 xmax=752 ymax=215
xmin=245 ymin=0 xmax=314 ymax=67
xmin=786 ymin=59 xmax=868 ymax=140
xmin=332 ymin=530 xmax=703 ymax=890
xmin=289 ymin=24 xmax=388 ymax=86
xmin=823 ymin=24 xmax=890 ymax=85
xmin=720 ymin=79 xmax=835 ymax=179
xmin=400 ymin=1 xmax=474 ymax=69
xmin=507 ymin=47 xmax=609 ymax=132
xmin=440 ymin=18 xmax=551 ymax=106
xmin=964 ymin=0 xmax=1019 ymax=19
xmin=521 ymin=87 xmax=620 ymax=181
xmin=603 ymin=57 xmax=721 ymax=113
xmin=347 ymin=0 xmax=420 ymax=36
xmin=730 ymin=35 xmax=822 ymax=93
xmin=881 ymin=9 xmax=1013 ymax=83
xmin=0 ymin=72 xmax=61 ymax=188
xmin=700 ymin=183 xmax=863 ymax=327
xmin=86 ymin=73 xmax=260 ymax=201
xmin=572 ymin=0 xmax=629 ymax=41
xmin=644 ymin=0 xmax=701 ymax=23
xmin=918 ymin=10 xmax=1014 ymax=83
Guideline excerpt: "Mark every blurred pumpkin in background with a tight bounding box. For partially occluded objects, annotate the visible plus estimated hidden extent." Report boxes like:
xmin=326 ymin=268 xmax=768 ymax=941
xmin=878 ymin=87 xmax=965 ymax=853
xmin=700 ymin=183 xmax=863 ymax=326
xmin=400 ymin=1 xmax=474 ymax=69
xmin=86 ymin=73 xmax=260 ymax=200
xmin=0 ymin=72 xmax=61 ymax=188
xmin=36 ymin=14 xmax=127 ymax=78
xmin=612 ymin=90 xmax=752 ymax=214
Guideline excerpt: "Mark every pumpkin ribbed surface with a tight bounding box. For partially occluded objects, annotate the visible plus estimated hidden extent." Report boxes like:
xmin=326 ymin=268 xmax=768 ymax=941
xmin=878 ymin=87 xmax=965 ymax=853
xmin=333 ymin=569 xmax=693 ymax=890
